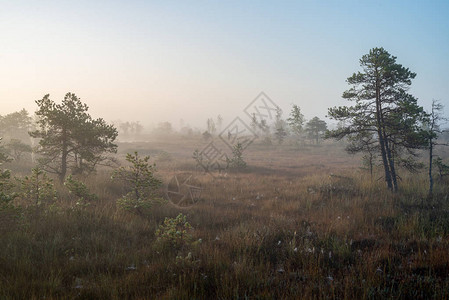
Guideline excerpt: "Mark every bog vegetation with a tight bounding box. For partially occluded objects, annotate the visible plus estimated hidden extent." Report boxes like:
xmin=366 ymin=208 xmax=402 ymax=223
xmin=1 ymin=48 xmax=449 ymax=299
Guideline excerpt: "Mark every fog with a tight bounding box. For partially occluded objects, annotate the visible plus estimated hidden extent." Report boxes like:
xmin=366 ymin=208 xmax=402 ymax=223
xmin=3 ymin=2 xmax=449 ymax=298
xmin=2 ymin=1 xmax=448 ymax=131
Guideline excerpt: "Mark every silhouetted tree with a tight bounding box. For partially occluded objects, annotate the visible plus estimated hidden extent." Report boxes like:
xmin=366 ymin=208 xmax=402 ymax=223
xmin=216 ymin=115 xmax=223 ymax=131
xmin=434 ymin=157 xmax=449 ymax=180
xmin=131 ymin=121 xmax=144 ymax=135
xmin=207 ymin=118 xmax=216 ymax=135
xmin=156 ymin=122 xmax=173 ymax=135
xmin=287 ymin=104 xmax=305 ymax=141
xmin=119 ymin=122 xmax=131 ymax=136
xmin=202 ymin=131 xmax=212 ymax=141
xmin=0 ymin=138 xmax=11 ymax=164
xmin=424 ymin=100 xmax=448 ymax=197
xmin=305 ymin=117 xmax=327 ymax=144
xmin=0 ymin=109 xmax=32 ymax=140
xmin=0 ymin=138 xmax=15 ymax=206
xmin=30 ymin=93 xmax=118 ymax=182
xmin=327 ymin=47 xmax=427 ymax=191
xmin=250 ymin=113 xmax=259 ymax=134
xmin=5 ymin=139 xmax=32 ymax=161
xmin=274 ymin=107 xmax=288 ymax=144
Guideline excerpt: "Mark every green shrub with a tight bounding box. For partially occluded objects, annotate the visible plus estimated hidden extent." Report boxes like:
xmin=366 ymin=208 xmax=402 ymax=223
xmin=227 ymin=142 xmax=247 ymax=170
xmin=155 ymin=213 xmax=193 ymax=250
xmin=18 ymin=167 xmax=56 ymax=206
xmin=112 ymin=152 xmax=162 ymax=213
xmin=0 ymin=169 xmax=17 ymax=207
xmin=64 ymin=175 xmax=98 ymax=208
xmin=0 ymin=138 xmax=16 ymax=206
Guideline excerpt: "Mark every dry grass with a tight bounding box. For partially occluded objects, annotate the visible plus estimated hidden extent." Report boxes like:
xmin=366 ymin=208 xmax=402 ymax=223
xmin=1 ymin=137 xmax=449 ymax=299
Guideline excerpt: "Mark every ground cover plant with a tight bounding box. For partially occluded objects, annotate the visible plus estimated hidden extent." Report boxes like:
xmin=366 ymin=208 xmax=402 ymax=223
xmin=1 ymin=135 xmax=449 ymax=299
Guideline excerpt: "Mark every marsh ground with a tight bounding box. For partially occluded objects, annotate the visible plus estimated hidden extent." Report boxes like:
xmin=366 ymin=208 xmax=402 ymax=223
xmin=1 ymin=136 xmax=449 ymax=299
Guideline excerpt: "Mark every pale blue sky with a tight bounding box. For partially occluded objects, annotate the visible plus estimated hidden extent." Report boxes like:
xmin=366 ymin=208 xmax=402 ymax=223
xmin=1 ymin=0 xmax=448 ymax=128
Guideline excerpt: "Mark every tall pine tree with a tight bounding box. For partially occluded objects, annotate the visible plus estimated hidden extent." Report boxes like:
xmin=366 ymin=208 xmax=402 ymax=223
xmin=30 ymin=93 xmax=118 ymax=182
xmin=327 ymin=48 xmax=427 ymax=191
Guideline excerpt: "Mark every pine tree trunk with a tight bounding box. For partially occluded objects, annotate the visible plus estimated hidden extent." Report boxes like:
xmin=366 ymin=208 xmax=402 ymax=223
xmin=375 ymin=83 xmax=393 ymax=190
xmin=380 ymin=108 xmax=398 ymax=192
xmin=429 ymin=139 xmax=433 ymax=197
xmin=377 ymin=128 xmax=393 ymax=190
xmin=60 ymin=128 xmax=68 ymax=183
xmin=384 ymin=139 xmax=398 ymax=192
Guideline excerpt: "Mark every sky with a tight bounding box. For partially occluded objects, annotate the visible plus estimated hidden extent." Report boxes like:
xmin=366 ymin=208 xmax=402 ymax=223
xmin=1 ymin=0 xmax=449 ymax=130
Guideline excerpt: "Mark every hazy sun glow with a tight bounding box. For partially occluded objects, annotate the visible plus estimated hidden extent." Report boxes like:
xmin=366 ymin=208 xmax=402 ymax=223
xmin=1 ymin=0 xmax=448 ymax=129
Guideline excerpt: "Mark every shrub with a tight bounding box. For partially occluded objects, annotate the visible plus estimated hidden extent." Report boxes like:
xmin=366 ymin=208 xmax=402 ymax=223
xmin=64 ymin=175 xmax=98 ymax=208
xmin=434 ymin=157 xmax=449 ymax=179
xmin=155 ymin=213 xmax=193 ymax=250
xmin=227 ymin=142 xmax=247 ymax=170
xmin=0 ymin=169 xmax=17 ymax=207
xmin=18 ymin=167 xmax=56 ymax=206
xmin=193 ymin=149 xmax=206 ymax=171
xmin=112 ymin=152 xmax=162 ymax=213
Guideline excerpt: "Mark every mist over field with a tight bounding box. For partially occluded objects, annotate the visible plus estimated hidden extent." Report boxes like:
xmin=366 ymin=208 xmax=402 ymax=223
xmin=1 ymin=1 xmax=449 ymax=299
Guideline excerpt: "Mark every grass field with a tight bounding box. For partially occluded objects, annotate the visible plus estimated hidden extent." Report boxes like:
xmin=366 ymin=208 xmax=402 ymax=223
xmin=1 ymin=136 xmax=449 ymax=299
